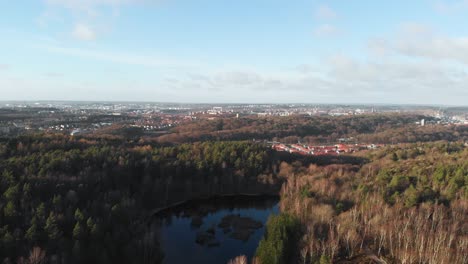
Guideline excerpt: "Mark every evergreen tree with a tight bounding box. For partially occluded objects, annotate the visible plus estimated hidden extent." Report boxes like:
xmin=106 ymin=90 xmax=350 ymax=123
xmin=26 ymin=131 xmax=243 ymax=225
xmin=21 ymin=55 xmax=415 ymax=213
xmin=52 ymin=195 xmax=62 ymax=211
xmin=86 ymin=217 xmax=94 ymax=230
xmin=36 ymin=202 xmax=46 ymax=223
xmin=45 ymin=212 xmax=61 ymax=240
xmin=25 ymin=218 xmax=40 ymax=242
xmin=255 ymin=213 xmax=301 ymax=264
xmin=73 ymin=222 xmax=83 ymax=240
xmin=3 ymin=201 xmax=17 ymax=218
xmin=90 ymin=223 xmax=99 ymax=238
xmin=404 ymin=184 xmax=419 ymax=207
xmin=1 ymin=170 xmax=15 ymax=186
xmin=74 ymin=208 xmax=84 ymax=222
xmin=3 ymin=184 xmax=19 ymax=201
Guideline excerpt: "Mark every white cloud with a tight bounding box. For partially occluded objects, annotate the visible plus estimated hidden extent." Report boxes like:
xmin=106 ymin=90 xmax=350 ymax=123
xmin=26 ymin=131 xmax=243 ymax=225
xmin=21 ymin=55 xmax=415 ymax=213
xmin=0 ymin=64 xmax=10 ymax=70
xmin=434 ymin=0 xmax=468 ymax=13
xmin=45 ymin=0 xmax=148 ymax=11
xmin=3 ymin=54 xmax=468 ymax=104
xmin=315 ymin=5 xmax=337 ymax=20
xmin=0 ymin=75 xmax=173 ymax=102
xmin=44 ymin=0 xmax=159 ymax=15
xmin=369 ymin=23 xmax=468 ymax=65
xmin=395 ymin=36 xmax=468 ymax=63
xmin=295 ymin=64 xmax=317 ymax=74
xmin=399 ymin=22 xmax=432 ymax=35
xmin=160 ymin=49 xmax=468 ymax=104
xmin=328 ymin=52 xmax=468 ymax=99
xmin=42 ymin=0 xmax=161 ymax=40
xmin=214 ymin=71 xmax=262 ymax=86
xmin=314 ymin=24 xmax=340 ymax=37
xmin=72 ymin=23 xmax=96 ymax=40
xmin=368 ymin=38 xmax=389 ymax=56
xmin=330 ymin=55 xmax=450 ymax=82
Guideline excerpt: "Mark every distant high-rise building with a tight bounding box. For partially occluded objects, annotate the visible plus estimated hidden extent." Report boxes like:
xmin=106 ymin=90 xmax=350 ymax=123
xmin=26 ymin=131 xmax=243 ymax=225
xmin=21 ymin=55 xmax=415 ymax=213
xmin=421 ymin=119 xmax=425 ymax=126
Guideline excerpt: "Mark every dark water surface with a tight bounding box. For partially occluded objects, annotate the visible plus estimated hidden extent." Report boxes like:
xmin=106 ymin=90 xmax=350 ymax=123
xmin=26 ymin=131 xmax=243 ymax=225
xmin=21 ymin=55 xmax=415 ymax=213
xmin=154 ymin=196 xmax=279 ymax=264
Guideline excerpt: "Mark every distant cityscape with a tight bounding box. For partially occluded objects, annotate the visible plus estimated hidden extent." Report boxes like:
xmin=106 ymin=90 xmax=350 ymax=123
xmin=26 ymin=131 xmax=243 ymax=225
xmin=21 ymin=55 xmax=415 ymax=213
xmin=0 ymin=101 xmax=467 ymax=137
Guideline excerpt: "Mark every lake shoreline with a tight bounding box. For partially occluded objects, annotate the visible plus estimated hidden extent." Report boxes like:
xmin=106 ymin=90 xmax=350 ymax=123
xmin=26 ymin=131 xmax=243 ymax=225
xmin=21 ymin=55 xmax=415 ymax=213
xmin=154 ymin=194 xmax=280 ymax=264
xmin=150 ymin=193 xmax=280 ymax=217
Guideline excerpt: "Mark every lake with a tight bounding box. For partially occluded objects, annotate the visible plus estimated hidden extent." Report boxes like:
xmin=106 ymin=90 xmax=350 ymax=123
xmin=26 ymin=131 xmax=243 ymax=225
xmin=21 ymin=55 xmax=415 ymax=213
xmin=153 ymin=195 xmax=279 ymax=264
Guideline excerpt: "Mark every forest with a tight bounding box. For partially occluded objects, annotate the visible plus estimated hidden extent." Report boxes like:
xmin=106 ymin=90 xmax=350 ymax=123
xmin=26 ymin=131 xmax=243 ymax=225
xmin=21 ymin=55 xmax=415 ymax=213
xmin=273 ymin=141 xmax=467 ymax=264
xmin=0 ymin=135 xmax=279 ymax=263
xmin=0 ymin=114 xmax=467 ymax=263
xmin=152 ymin=114 xmax=468 ymax=144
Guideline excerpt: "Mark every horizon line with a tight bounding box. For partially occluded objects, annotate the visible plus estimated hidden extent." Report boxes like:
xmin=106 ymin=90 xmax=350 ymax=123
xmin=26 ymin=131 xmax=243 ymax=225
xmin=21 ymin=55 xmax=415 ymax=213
xmin=0 ymin=100 xmax=467 ymax=108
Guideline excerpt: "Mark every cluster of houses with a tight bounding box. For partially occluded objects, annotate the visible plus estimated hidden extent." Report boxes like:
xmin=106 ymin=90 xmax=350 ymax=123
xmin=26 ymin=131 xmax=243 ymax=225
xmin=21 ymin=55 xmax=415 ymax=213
xmin=271 ymin=142 xmax=385 ymax=156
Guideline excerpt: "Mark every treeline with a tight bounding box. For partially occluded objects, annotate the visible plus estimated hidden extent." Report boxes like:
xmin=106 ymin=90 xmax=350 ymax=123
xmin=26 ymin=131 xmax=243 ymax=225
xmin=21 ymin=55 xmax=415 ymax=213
xmin=278 ymin=141 xmax=467 ymax=263
xmin=154 ymin=114 xmax=430 ymax=144
xmin=0 ymin=135 xmax=276 ymax=263
xmin=356 ymin=124 xmax=468 ymax=144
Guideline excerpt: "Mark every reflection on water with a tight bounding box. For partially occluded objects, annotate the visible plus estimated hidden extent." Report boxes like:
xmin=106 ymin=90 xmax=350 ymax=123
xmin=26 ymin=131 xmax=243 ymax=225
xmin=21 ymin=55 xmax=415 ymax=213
xmin=153 ymin=196 xmax=279 ymax=264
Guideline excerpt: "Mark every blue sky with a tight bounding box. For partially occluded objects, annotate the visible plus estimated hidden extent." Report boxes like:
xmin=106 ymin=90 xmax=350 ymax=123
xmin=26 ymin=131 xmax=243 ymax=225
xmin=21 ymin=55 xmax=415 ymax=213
xmin=1 ymin=0 xmax=468 ymax=105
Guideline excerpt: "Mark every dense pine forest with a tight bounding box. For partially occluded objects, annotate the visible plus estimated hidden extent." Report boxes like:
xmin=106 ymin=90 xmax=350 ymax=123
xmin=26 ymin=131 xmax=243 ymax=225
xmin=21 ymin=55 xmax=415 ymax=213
xmin=0 ymin=135 xmax=278 ymax=263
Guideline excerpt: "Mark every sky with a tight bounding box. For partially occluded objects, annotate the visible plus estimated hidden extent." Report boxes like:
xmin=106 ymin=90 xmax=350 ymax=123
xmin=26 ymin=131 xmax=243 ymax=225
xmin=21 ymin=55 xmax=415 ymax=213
xmin=1 ymin=0 xmax=468 ymax=105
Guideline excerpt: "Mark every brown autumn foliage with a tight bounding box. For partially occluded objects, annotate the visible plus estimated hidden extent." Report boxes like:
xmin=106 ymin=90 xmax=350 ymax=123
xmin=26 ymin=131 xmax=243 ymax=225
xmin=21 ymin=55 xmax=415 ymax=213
xmin=154 ymin=114 xmax=457 ymax=144
xmin=279 ymin=142 xmax=468 ymax=264
xmin=145 ymin=114 xmax=468 ymax=145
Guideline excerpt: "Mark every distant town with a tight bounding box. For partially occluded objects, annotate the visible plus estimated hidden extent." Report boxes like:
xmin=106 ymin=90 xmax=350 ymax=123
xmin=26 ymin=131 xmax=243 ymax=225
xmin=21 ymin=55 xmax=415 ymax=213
xmin=270 ymin=142 xmax=385 ymax=156
xmin=0 ymin=101 xmax=467 ymax=138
